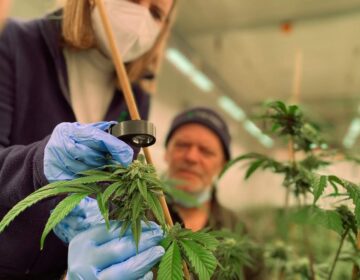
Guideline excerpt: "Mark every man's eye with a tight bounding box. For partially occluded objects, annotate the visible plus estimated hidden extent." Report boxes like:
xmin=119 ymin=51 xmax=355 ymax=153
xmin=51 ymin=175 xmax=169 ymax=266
xmin=200 ymin=148 xmax=215 ymax=156
xmin=175 ymin=142 xmax=189 ymax=148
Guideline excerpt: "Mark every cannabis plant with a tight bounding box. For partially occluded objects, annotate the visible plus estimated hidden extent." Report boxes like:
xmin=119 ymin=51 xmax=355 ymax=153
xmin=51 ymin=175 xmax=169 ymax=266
xmin=219 ymin=101 xmax=360 ymax=279
xmin=211 ymin=226 xmax=258 ymax=280
xmin=0 ymin=155 xmax=219 ymax=280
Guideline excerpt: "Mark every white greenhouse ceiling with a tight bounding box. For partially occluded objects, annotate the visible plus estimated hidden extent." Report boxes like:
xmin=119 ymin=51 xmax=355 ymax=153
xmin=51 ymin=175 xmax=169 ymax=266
xmin=9 ymin=0 xmax=360 ymax=151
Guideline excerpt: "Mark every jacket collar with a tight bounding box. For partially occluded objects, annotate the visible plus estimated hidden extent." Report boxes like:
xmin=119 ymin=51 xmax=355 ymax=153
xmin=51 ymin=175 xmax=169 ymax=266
xmin=38 ymin=10 xmax=71 ymax=104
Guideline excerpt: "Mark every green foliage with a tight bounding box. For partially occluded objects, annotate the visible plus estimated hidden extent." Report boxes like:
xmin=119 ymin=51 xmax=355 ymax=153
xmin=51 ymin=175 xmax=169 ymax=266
xmin=211 ymin=228 xmax=256 ymax=280
xmin=0 ymin=155 xmax=166 ymax=250
xmin=0 ymin=181 xmax=95 ymax=235
xmin=219 ymin=100 xmax=360 ymax=280
xmin=0 ymin=154 xmax=224 ymax=279
xmin=158 ymin=242 xmax=183 ymax=280
xmin=264 ymin=100 xmax=324 ymax=151
xmin=41 ymin=193 xmax=90 ymax=249
xmin=158 ymin=223 xmax=219 ymax=280
xmin=289 ymin=206 xmax=343 ymax=235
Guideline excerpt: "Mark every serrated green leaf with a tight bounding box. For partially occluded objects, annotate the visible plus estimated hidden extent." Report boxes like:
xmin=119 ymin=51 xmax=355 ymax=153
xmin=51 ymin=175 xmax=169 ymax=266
xmin=111 ymin=168 xmax=128 ymax=176
xmin=103 ymin=181 xmax=123 ymax=203
xmin=132 ymin=194 xmax=142 ymax=221
xmin=219 ymin=153 xmax=266 ymax=179
xmin=66 ymin=175 xmax=116 ymax=185
xmin=161 ymin=235 xmax=173 ymax=250
xmin=312 ymin=175 xmax=327 ymax=204
xmin=245 ymin=159 xmax=264 ymax=179
xmin=97 ymin=193 xmax=110 ymax=228
xmin=328 ymin=176 xmax=360 ymax=225
xmin=114 ymin=185 xmax=127 ymax=198
xmin=270 ymin=101 xmax=287 ymax=114
xmin=147 ymin=192 xmax=165 ymax=226
xmin=77 ymin=169 xmax=112 ymax=177
xmin=129 ymin=181 xmax=138 ymax=194
xmin=182 ymin=231 xmax=219 ymax=251
xmin=137 ymin=179 xmax=148 ymax=200
xmin=158 ymin=242 xmax=183 ymax=280
xmin=288 ymin=105 xmax=299 ymax=115
xmin=119 ymin=220 xmax=131 ymax=238
xmin=40 ymin=193 xmax=89 ymax=249
xmin=271 ymin=123 xmax=281 ymax=132
xmin=0 ymin=187 xmax=71 ymax=233
xmin=289 ymin=206 xmax=343 ymax=235
xmin=39 ymin=185 xmax=95 ymax=195
xmin=180 ymin=239 xmax=217 ymax=280
xmin=131 ymin=218 xmax=141 ymax=252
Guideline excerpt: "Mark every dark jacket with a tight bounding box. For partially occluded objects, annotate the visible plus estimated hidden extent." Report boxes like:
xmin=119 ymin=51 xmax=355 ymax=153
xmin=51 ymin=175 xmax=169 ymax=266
xmin=168 ymin=195 xmax=238 ymax=231
xmin=0 ymin=14 xmax=150 ymax=279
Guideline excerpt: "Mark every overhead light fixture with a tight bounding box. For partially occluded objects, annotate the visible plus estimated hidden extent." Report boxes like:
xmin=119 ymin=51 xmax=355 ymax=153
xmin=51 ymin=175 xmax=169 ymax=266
xmin=166 ymin=48 xmax=272 ymax=148
xmin=217 ymin=95 xmax=246 ymax=121
xmin=343 ymin=118 xmax=360 ymax=148
xmin=244 ymin=120 xmax=274 ymax=147
xmin=259 ymin=135 xmax=274 ymax=148
xmin=165 ymin=48 xmax=214 ymax=92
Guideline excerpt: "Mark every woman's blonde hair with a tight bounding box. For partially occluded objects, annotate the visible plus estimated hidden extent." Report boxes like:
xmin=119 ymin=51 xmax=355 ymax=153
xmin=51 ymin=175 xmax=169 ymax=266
xmin=62 ymin=0 xmax=177 ymax=93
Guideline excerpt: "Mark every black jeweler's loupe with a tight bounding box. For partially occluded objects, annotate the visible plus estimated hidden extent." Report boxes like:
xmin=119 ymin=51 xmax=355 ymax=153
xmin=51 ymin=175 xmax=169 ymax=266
xmin=108 ymin=120 xmax=156 ymax=148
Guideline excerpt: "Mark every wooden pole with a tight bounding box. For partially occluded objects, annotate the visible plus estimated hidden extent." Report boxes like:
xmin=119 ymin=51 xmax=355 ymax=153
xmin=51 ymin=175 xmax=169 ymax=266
xmin=289 ymin=48 xmax=316 ymax=280
xmin=291 ymin=48 xmax=303 ymax=104
xmin=94 ymin=1 xmax=190 ymax=278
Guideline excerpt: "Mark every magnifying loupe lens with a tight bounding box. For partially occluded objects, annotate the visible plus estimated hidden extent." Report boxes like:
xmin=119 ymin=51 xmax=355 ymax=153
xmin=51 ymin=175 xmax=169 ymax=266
xmin=132 ymin=135 xmax=153 ymax=146
xmin=109 ymin=120 xmax=156 ymax=147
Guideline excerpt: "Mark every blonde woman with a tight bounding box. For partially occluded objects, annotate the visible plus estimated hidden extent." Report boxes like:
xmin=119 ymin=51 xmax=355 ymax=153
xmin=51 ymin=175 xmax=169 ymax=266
xmin=0 ymin=0 xmax=175 ymax=279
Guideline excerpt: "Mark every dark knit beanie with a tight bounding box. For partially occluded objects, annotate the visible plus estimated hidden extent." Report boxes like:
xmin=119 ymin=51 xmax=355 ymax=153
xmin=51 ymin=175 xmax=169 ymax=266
xmin=165 ymin=107 xmax=231 ymax=160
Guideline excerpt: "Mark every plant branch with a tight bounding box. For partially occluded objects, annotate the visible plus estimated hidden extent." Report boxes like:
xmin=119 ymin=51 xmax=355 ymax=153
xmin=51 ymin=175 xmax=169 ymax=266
xmin=285 ymin=137 xmax=296 ymax=211
xmin=352 ymin=231 xmax=360 ymax=280
xmin=328 ymin=228 xmax=350 ymax=280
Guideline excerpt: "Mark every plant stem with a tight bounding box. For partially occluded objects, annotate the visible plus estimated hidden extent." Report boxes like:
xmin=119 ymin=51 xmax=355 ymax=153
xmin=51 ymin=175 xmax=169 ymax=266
xmin=328 ymin=228 xmax=350 ymax=280
xmin=298 ymin=195 xmax=316 ymax=280
xmin=351 ymin=231 xmax=360 ymax=279
xmin=285 ymin=138 xmax=296 ymax=211
xmin=278 ymin=268 xmax=286 ymax=280
xmin=303 ymin=225 xmax=316 ymax=280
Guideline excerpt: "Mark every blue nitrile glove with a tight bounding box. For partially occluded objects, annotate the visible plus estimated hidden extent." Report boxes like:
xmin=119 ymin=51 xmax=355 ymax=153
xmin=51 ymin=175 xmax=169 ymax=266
xmin=44 ymin=121 xmax=133 ymax=182
xmin=53 ymin=196 xmax=104 ymax=243
xmin=67 ymin=221 xmax=165 ymax=280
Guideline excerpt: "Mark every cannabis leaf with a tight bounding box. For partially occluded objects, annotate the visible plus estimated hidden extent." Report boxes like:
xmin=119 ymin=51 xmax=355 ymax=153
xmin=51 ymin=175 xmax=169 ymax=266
xmin=211 ymin=228 xmax=256 ymax=280
xmin=158 ymin=242 xmax=183 ymax=280
xmin=181 ymin=239 xmax=217 ymax=280
xmin=328 ymin=175 xmax=360 ymax=226
xmin=289 ymin=206 xmax=343 ymax=235
xmin=0 ymin=155 xmax=166 ymax=251
xmin=41 ymin=193 xmax=90 ymax=248
xmin=0 ymin=181 xmax=94 ymax=234
xmin=158 ymin=224 xmax=219 ymax=280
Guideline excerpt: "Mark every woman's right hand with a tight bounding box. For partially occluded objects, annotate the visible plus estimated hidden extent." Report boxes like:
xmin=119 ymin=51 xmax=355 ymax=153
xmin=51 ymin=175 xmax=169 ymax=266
xmin=67 ymin=221 xmax=165 ymax=280
xmin=44 ymin=121 xmax=133 ymax=182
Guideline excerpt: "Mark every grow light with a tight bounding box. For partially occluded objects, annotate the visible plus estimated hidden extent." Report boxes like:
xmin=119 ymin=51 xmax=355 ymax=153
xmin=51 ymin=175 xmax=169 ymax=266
xmin=165 ymin=48 xmax=214 ymax=92
xmin=217 ymin=95 xmax=246 ymax=121
xmin=343 ymin=118 xmax=360 ymax=148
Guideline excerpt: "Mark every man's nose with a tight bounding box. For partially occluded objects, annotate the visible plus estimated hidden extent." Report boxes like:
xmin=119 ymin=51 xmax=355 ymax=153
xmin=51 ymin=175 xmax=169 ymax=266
xmin=184 ymin=146 xmax=200 ymax=162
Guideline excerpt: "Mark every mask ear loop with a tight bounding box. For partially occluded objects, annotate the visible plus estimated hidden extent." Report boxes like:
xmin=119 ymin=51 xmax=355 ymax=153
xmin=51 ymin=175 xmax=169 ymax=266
xmin=92 ymin=1 xmax=190 ymax=278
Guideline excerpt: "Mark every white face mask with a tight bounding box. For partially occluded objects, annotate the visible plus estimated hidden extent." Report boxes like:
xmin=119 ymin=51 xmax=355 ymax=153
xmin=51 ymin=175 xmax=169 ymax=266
xmin=92 ymin=0 xmax=161 ymax=62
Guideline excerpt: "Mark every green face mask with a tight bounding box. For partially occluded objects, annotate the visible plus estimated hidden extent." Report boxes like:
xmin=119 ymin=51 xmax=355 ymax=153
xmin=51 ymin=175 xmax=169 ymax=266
xmin=172 ymin=188 xmax=213 ymax=208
